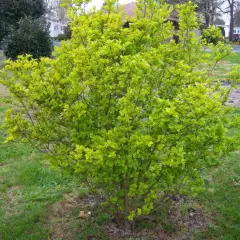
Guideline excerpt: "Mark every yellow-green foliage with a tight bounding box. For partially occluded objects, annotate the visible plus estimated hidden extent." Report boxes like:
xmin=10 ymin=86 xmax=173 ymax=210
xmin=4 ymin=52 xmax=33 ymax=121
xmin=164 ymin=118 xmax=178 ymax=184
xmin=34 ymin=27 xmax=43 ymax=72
xmin=1 ymin=0 xmax=240 ymax=221
xmin=202 ymin=25 xmax=224 ymax=45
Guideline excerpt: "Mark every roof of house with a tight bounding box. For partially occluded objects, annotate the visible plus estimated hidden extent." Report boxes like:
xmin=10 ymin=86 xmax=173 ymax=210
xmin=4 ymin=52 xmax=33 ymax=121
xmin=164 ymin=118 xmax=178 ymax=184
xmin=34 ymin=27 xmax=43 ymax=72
xmin=123 ymin=2 xmax=179 ymax=22
xmin=123 ymin=2 xmax=136 ymax=17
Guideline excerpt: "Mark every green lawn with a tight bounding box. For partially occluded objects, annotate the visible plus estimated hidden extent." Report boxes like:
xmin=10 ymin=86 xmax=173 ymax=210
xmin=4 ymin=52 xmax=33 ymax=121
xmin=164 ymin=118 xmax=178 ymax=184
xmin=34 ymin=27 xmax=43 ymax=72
xmin=196 ymin=153 xmax=240 ymax=240
xmin=224 ymin=53 xmax=240 ymax=64
xmin=0 ymin=106 xmax=90 ymax=239
xmin=207 ymin=53 xmax=240 ymax=81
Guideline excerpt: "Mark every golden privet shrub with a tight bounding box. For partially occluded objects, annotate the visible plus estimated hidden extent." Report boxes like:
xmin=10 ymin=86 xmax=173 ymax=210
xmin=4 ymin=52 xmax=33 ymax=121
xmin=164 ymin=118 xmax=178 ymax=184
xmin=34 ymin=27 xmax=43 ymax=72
xmin=1 ymin=0 xmax=240 ymax=221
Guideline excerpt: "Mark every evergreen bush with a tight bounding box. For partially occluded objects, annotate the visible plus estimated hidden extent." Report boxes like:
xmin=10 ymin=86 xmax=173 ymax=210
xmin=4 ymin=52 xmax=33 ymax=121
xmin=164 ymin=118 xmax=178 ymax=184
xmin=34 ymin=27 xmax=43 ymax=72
xmin=2 ymin=17 xmax=53 ymax=60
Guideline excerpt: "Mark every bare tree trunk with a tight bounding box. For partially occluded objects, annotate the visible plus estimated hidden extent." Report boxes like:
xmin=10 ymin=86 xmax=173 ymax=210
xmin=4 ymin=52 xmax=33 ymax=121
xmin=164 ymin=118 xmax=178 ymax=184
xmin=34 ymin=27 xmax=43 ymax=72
xmin=205 ymin=14 xmax=210 ymax=27
xmin=229 ymin=1 xmax=234 ymax=41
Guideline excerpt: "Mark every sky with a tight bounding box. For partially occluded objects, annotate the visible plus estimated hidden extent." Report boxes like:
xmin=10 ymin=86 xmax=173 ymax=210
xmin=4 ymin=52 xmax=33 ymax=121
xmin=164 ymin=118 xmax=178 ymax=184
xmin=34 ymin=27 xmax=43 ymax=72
xmin=221 ymin=2 xmax=229 ymax=25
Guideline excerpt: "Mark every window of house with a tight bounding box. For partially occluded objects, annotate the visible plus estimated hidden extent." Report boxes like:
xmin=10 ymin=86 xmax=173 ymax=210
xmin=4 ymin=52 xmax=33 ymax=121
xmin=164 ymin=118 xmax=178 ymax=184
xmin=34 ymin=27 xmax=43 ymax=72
xmin=238 ymin=29 xmax=240 ymax=33
xmin=234 ymin=30 xmax=236 ymax=33
xmin=61 ymin=26 xmax=65 ymax=31
xmin=54 ymin=25 xmax=58 ymax=31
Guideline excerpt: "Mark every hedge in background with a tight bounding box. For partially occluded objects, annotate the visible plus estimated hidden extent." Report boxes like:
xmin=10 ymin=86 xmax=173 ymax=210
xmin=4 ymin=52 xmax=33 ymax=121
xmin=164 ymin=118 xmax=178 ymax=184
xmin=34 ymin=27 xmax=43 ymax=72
xmin=1 ymin=0 xmax=240 ymax=227
xmin=2 ymin=17 xmax=53 ymax=60
xmin=202 ymin=25 xmax=224 ymax=45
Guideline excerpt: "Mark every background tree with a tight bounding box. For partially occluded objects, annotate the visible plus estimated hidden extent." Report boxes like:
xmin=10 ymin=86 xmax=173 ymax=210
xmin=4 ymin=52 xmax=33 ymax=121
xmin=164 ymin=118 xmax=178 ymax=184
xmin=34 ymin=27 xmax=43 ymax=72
xmin=45 ymin=0 xmax=61 ymax=9
xmin=225 ymin=0 xmax=235 ymax=41
xmin=234 ymin=2 xmax=240 ymax=26
xmin=2 ymin=17 xmax=53 ymax=60
xmin=163 ymin=0 xmax=222 ymax=27
xmin=45 ymin=0 xmax=69 ymax=21
xmin=196 ymin=0 xmax=221 ymax=26
xmin=0 ymin=0 xmax=45 ymax=44
xmin=219 ymin=0 xmax=240 ymax=41
xmin=213 ymin=17 xmax=225 ymax=25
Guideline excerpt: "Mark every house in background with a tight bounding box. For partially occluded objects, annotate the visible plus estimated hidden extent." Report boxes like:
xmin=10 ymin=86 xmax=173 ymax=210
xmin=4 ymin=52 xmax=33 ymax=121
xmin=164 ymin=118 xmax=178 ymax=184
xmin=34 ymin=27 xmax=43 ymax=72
xmin=48 ymin=19 xmax=69 ymax=37
xmin=233 ymin=26 xmax=240 ymax=40
xmin=46 ymin=4 xmax=69 ymax=37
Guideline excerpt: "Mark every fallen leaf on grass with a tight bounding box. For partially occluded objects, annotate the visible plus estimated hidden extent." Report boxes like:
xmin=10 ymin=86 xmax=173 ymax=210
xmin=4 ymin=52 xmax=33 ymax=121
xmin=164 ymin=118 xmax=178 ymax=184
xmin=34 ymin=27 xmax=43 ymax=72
xmin=79 ymin=211 xmax=91 ymax=219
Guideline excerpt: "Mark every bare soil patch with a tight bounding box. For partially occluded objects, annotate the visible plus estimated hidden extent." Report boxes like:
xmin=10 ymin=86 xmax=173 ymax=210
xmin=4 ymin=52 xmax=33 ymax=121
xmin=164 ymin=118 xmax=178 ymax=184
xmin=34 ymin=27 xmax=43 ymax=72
xmin=46 ymin=194 xmax=211 ymax=240
xmin=46 ymin=194 xmax=95 ymax=240
xmin=103 ymin=196 xmax=211 ymax=240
